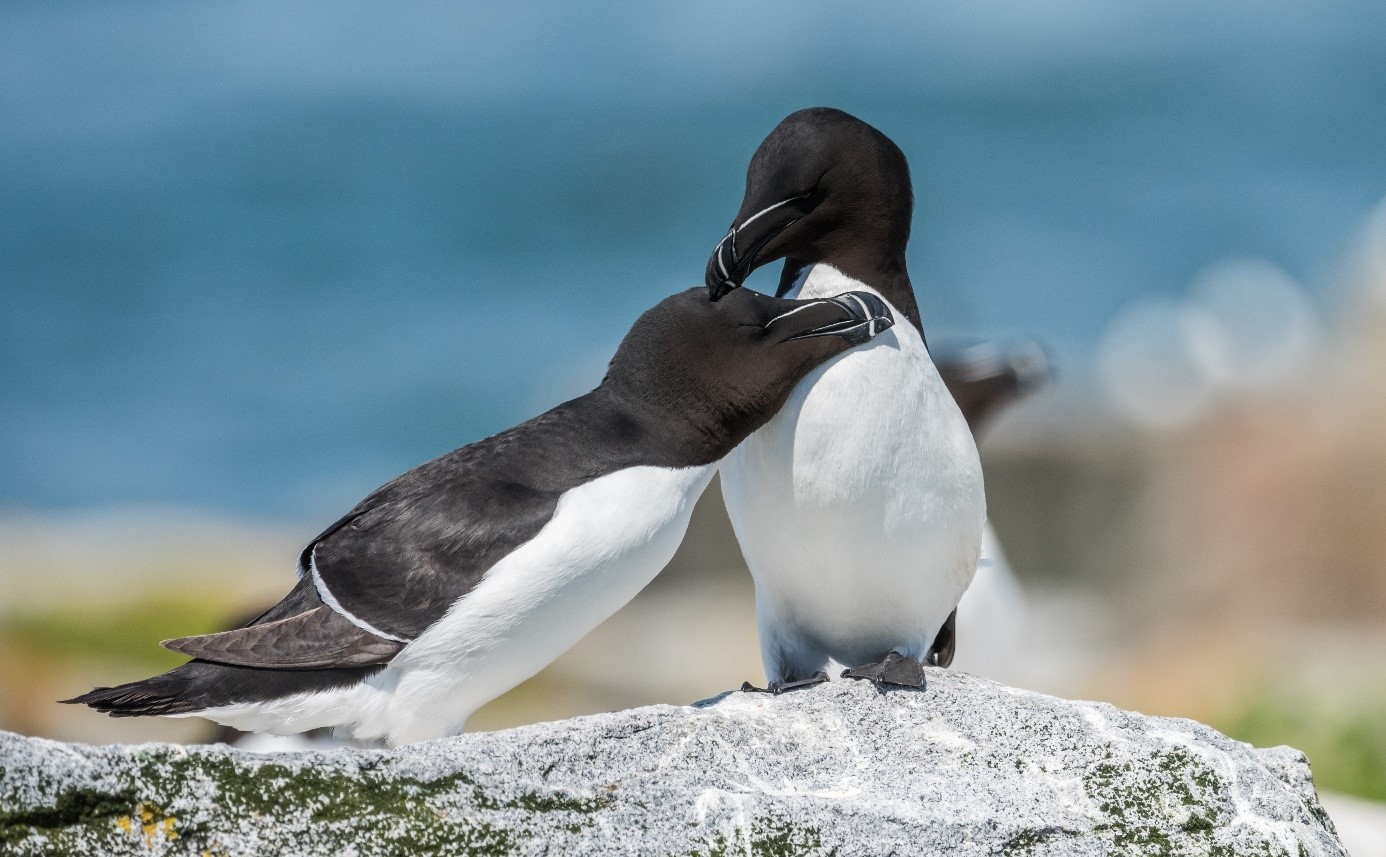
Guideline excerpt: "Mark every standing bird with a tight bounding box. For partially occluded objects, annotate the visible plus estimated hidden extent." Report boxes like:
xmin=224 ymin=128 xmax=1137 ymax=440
xmin=65 ymin=286 xmax=894 ymax=745
xmin=707 ymin=107 xmax=986 ymax=692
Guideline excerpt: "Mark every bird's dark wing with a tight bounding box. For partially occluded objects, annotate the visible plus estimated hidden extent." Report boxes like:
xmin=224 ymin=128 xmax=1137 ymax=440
xmin=156 ymin=465 xmax=558 ymax=669
xmin=166 ymin=395 xmax=649 ymax=671
xmin=302 ymin=450 xmax=565 ymax=642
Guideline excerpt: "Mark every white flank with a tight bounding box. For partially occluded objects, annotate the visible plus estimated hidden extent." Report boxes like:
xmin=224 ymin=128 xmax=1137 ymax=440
xmin=180 ymin=463 xmax=717 ymax=745
xmin=721 ymin=263 xmax=986 ymax=681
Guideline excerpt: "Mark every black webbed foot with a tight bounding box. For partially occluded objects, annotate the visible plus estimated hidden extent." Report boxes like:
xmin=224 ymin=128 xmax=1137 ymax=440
xmin=740 ymin=671 xmax=830 ymax=695
xmin=841 ymin=651 xmax=926 ymax=690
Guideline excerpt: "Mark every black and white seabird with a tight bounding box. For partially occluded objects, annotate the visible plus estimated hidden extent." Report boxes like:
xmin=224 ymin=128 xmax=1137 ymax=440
xmin=64 ymin=286 xmax=894 ymax=745
xmin=706 ymin=107 xmax=986 ymax=692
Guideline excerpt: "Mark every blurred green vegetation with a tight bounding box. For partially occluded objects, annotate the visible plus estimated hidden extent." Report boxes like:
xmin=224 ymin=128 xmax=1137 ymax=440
xmin=0 ymin=596 xmax=236 ymax=672
xmin=1213 ymin=690 xmax=1386 ymax=802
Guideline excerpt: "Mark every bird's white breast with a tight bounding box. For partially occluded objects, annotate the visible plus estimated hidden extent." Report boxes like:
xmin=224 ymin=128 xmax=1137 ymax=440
xmin=721 ymin=264 xmax=985 ymax=666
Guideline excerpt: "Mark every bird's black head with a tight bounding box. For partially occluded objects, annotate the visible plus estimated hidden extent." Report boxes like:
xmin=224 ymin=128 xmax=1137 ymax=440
xmin=604 ymin=287 xmax=894 ymax=458
xmin=705 ymin=108 xmax=915 ymax=315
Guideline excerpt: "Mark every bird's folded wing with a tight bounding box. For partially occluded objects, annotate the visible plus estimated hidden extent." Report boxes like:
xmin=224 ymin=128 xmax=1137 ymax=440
xmin=307 ymin=473 xmax=563 ymax=641
xmin=161 ymin=605 xmax=404 ymax=669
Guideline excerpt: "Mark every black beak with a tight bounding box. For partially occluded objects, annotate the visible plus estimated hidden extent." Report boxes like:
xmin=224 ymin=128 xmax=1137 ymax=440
xmin=706 ymin=195 xmax=814 ymax=300
xmin=768 ymin=291 xmax=894 ymax=346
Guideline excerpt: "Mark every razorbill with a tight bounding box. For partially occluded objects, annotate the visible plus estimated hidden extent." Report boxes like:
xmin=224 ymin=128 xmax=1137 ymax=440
xmin=64 ymin=286 xmax=894 ymax=745
xmin=706 ymin=107 xmax=986 ymax=692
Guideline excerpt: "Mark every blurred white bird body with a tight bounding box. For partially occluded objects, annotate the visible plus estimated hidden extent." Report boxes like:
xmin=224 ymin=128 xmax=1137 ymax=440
xmin=950 ymin=524 xmax=1030 ymax=681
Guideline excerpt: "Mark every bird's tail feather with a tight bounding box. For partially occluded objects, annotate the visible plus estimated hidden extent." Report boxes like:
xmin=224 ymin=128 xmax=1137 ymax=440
xmin=60 ymin=666 xmax=211 ymax=717
xmin=60 ymin=660 xmax=382 ymax=719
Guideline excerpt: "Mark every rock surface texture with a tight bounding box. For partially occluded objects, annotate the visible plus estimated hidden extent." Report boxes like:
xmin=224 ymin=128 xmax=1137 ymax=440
xmin=1 ymin=672 xmax=1345 ymax=856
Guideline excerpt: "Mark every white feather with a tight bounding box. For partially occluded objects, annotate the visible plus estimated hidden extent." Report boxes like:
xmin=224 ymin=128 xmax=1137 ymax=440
xmin=176 ymin=463 xmax=717 ymax=745
xmin=721 ymin=264 xmax=986 ymax=680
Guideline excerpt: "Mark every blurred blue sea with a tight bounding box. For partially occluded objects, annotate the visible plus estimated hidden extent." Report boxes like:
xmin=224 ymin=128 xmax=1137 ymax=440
xmin=3 ymin=0 xmax=1386 ymax=517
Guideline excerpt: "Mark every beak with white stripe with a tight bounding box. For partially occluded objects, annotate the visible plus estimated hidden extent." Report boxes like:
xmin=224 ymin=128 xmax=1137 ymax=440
xmin=706 ymin=193 xmax=818 ymax=300
xmin=766 ymin=291 xmax=894 ymax=346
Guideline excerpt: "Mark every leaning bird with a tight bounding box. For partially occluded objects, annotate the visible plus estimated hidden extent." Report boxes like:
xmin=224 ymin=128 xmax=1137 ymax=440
xmin=66 ymin=286 xmax=894 ymax=745
xmin=707 ymin=107 xmax=986 ymax=692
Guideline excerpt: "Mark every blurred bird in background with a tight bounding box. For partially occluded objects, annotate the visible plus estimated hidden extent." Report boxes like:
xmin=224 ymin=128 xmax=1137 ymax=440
xmin=936 ymin=341 xmax=1050 ymax=684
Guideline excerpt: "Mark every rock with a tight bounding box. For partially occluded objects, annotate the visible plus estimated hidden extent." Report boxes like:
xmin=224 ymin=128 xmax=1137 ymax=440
xmin=0 ymin=672 xmax=1346 ymax=856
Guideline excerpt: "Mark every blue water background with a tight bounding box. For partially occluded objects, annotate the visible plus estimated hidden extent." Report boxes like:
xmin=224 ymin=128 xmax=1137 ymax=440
xmin=3 ymin=1 xmax=1385 ymax=517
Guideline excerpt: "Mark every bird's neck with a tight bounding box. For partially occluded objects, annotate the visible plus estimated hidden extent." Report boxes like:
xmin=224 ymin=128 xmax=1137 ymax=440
xmin=581 ymin=386 xmax=735 ymax=468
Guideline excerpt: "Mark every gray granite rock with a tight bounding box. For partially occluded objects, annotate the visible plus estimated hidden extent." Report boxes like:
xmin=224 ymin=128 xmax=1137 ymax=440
xmin=0 ymin=672 xmax=1346 ymax=855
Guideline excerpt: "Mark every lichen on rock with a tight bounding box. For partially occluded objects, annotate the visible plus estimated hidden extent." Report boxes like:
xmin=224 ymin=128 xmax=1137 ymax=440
xmin=0 ymin=672 xmax=1347 ymax=855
